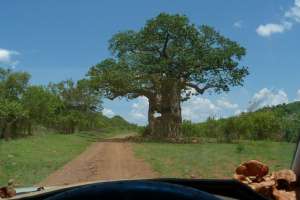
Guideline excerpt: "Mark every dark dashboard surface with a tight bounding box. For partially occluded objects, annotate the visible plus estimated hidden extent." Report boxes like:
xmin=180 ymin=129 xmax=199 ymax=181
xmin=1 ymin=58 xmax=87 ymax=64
xmin=15 ymin=179 xmax=267 ymax=200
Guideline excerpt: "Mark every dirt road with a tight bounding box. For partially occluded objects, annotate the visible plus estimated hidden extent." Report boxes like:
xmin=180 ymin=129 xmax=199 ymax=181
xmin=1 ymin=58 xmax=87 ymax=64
xmin=40 ymin=142 xmax=158 ymax=186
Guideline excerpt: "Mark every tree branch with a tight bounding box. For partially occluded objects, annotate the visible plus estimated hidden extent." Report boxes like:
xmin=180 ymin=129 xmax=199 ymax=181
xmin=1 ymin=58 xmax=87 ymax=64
xmin=161 ymin=33 xmax=170 ymax=58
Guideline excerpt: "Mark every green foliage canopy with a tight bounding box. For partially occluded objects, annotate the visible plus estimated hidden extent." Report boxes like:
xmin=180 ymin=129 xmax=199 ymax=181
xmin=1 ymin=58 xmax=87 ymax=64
xmin=89 ymin=13 xmax=248 ymax=100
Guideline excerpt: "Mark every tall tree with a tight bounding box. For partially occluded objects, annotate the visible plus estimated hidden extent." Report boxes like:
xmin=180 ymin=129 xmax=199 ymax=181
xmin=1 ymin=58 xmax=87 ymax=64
xmin=88 ymin=13 xmax=249 ymax=137
xmin=22 ymin=85 xmax=62 ymax=134
xmin=0 ymin=68 xmax=30 ymax=139
xmin=48 ymin=79 xmax=102 ymax=133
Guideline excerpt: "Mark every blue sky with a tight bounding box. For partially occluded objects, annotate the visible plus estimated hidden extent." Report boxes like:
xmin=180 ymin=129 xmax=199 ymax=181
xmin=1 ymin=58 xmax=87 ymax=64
xmin=1 ymin=0 xmax=300 ymax=125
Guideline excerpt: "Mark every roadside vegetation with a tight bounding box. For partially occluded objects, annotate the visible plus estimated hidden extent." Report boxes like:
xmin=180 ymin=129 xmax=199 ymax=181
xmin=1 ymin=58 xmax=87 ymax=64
xmin=0 ymin=129 xmax=135 ymax=186
xmin=134 ymin=101 xmax=299 ymax=178
xmin=0 ymin=133 xmax=90 ymax=186
xmin=134 ymin=141 xmax=295 ymax=178
xmin=0 ymin=67 xmax=137 ymax=185
xmin=0 ymin=68 xmax=138 ymax=140
xmin=181 ymin=101 xmax=300 ymax=143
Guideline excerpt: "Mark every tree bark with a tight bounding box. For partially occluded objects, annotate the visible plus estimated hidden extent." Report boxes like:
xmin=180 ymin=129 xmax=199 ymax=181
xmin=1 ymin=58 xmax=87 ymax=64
xmin=27 ymin=122 xmax=32 ymax=135
xmin=144 ymin=80 xmax=182 ymax=138
xmin=147 ymin=94 xmax=162 ymax=137
xmin=157 ymin=80 xmax=182 ymax=138
xmin=3 ymin=122 xmax=13 ymax=141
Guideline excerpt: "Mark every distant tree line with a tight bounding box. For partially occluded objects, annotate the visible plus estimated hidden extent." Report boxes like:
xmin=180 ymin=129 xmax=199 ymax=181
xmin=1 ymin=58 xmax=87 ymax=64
xmin=0 ymin=67 xmax=134 ymax=140
xmin=182 ymin=103 xmax=300 ymax=142
xmin=1 ymin=66 xmax=299 ymax=142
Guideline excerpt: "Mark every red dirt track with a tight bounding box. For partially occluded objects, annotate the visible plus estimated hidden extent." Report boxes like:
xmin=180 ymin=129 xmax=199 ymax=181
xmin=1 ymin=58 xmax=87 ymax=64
xmin=40 ymin=142 xmax=158 ymax=186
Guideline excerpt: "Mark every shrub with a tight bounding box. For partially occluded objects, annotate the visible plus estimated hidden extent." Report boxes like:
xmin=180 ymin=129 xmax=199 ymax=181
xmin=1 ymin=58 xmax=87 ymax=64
xmin=236 ymin=143 xmax=245 ymax=153
xmin=182 ymin=120 xmax=199 ymax=137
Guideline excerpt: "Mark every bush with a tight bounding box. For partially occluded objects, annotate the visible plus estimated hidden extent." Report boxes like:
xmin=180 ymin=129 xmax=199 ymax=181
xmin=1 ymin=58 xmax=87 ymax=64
xmin=179 ymin=108 xmax=299 ymax=142
xmin=219 ymin=118 xmax=238 ymax=142
xmin=182 ymin=120 xmax=199 ymax=137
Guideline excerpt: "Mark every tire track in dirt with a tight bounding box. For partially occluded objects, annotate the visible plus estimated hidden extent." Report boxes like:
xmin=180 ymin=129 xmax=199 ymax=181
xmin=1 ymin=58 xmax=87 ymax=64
xmin=40 ymin=142 xmax=158 ymax=186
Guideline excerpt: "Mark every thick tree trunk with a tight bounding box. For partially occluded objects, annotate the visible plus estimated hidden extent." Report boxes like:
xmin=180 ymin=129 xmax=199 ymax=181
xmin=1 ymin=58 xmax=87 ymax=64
xmin=145 ymin=79 xmax=182 ymax=138
xmin=147 ymin=80 xmax=182 ymax=138
xmin=147 ymin=94 xmax=162 ymax=137
xmin=160 ymin=80 xmax=182 ymax=138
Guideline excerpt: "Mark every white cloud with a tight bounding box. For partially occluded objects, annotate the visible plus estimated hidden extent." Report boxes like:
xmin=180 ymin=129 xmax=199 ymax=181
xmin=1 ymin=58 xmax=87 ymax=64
xmin=256 ymin=0 xmax=300 ymax=37
xmin=182 ymin=96 xmax=240 ymax=122
xmin=102 ymin=108 xmax=115 ymax=118
xmin=0 ymin=49 xmax=12 ymax=62
xmin=234 ymin=109 xmax=242 ymax=116
xmin=234 ymin=109 xmax=247 ymax=116
xmin=0 ymin=48 xmax=19 ymax=67
xmin=248 ymin=88 xmax=288 ymax=111
xmin=256 ymin=21 xmax=292 ymax=37
xmin=182 ymin=97 xmax=220 ymax=122
xmin=216 ymin=98 xmax=239 ymax=109
xmin=285 ymin=0 xmax=300 ymax=22
xmin=233 ymin=20 xmax=243 ymax=28
xmin=129 ymin=96 xmax=148 ymax=122
xmin=295 ymin=89 xmax=300 ymax=101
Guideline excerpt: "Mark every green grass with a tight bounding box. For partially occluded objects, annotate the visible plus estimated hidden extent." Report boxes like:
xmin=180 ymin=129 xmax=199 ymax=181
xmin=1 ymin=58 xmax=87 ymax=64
xmin=1 ymin=130 xmax=295 ymax=187
xmin=134 ymin=140 xmax=296 ymax=179
xmin=0 ymin=133 xmax=90 ymax=187
xmin=0 ymin=129 xmax=134 ymax=187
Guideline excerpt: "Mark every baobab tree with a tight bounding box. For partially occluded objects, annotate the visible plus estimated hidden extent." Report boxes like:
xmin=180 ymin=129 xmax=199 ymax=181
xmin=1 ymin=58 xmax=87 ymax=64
xmin=88 ymin=13 xmax=249 ymax=138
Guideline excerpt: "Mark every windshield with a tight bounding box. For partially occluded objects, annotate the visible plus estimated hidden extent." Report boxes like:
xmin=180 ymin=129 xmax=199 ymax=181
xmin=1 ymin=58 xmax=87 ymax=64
xmin=0 ymin=1 xmax=299 ymax=199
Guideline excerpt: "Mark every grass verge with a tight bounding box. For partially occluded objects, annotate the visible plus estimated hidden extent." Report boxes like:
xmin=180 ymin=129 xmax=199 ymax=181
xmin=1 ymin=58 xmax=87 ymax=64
xmin=134 ymin=140 xmax=296 ymax=179
xmin=0 ymin=129 xmax=134 ymax=186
